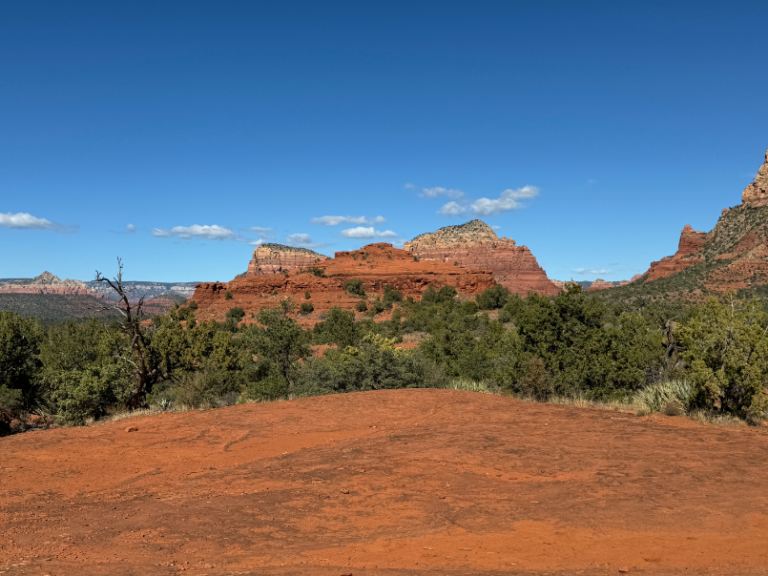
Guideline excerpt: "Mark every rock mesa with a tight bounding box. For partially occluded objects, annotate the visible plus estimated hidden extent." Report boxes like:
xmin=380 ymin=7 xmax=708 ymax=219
xmin=192 ymin=243 xmax=496 ymax=325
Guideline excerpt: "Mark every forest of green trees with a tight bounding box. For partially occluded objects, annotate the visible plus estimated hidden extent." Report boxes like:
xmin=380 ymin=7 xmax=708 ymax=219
xmin=3 ymin=282 xmax=768 ymax=435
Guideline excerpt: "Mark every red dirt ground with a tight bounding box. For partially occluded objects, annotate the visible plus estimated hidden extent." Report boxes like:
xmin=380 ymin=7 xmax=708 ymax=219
xmin=3 ymin=389 xmax=768 ymax=576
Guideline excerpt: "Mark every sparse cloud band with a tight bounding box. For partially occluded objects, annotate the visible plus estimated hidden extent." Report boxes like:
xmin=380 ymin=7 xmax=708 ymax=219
xmin=152 ymin=224 xmax=238 ymax=241
xmin=340 ymin=226 xmax=398 ymax=239
xmin=0 ymin=212 xmax=75 ymax=233
xmin=311 ymin=215 xmax=385 ymax=226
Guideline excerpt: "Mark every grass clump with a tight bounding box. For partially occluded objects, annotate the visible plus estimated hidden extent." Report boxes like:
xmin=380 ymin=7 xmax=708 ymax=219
xmin=634 ymin=380 xmax=693 ymax=416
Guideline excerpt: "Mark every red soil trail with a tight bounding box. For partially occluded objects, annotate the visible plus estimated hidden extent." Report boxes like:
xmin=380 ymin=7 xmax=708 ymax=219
xmin=3 ymin=389 xmax=768 ymax=576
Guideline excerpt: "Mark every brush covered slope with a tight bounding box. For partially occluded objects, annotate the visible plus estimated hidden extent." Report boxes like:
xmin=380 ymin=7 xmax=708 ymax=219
xmin=404 ymin=220 xmax=560 ymax=296
xmin=246 ymin=243 xmax=328 ymax=276
xmin=600 ymin=146 xmax=768 ymax=302
xmin=191 ymin=242 xmax=496 ymax=324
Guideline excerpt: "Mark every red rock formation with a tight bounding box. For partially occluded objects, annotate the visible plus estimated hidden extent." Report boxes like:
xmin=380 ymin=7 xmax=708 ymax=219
xmin=741 ymin=147 xmax=768 ymax=206
xmin=404 ymin=220 xmax=560 ymax=297
xmin=192 ymin=243 xmax=496 ymax=325
xmin=586 ymin=279 xmax=615 ymax=291
xmin=631 ymin=144 xmax=768 ymax=296
xmin=246 ymin=244 xmax=327 ymax=276
xmin=0 ymin=272 xmax=105 ymax=298
xmin=644 ymin=225 xmax=707 ymax=282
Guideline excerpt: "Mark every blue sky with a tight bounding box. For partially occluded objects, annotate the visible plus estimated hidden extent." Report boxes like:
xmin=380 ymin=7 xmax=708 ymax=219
xmin=1 ymin=0 xmax=767 ymax=282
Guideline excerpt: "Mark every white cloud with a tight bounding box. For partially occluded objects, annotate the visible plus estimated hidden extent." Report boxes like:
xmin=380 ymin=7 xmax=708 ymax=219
xmin=249 ymin=239 xmax=265 ymax=246
xmin=572 ymin=268 xmax=612 ymax=276
xmin=286 ymin=233 xmax=318 ymax=248
xmin=126 ymin=224 xmax=136 ymax=234
xmin=250 ymin=226 xmax=274 ymax=239
xmin=0 ymin=212 xmax=73 ymax=233
xmin=471 ymin=186 xmax=539 ymax=216
xmin=422 ymin=187 xmax=465 ymax=200
xmin=151 ymin=224 xmax=237 ymax=240
xmin=491 ymin=225 xmax=501 ymax=230
xmin=340 ymin=227 xmax=398 ymax=239
xmin=311 ymin=215 xmax=386 ymax=226
xmin=438 ymin=201 xmax=467 ymax=216
xmin=404 ymin=183 xmax=415 ymax=190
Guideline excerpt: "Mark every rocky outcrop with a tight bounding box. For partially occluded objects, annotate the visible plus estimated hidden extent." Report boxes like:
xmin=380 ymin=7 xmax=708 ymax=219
xmin=404 ymin=220 xmax=560 ymax=296
xmin=587 ymin=279 xmax=619 ymax=291
xmin=246 ymin=244 xmax=328 ymax=276
xmin=741 ymin=147 xmax=768 ymax=206
xmin=0 ymin=272 xmax=103 ymax=297
xmin=618 ymin=144 xmax=768 ymax=297
xmin=644 ymin=225 xmax=707 ymax=282
xmin=192 ymin=243 xmax=496 ymax=325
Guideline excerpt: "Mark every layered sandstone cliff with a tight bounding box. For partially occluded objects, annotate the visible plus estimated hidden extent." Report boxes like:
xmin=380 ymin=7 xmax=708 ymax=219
xmin=246 ymin=244 xmax=328 ymax=276
xmin=404 ymin=220 xmax=560 ymax=296
xmin=192 ymin=243 xmax=496 ymax=325
xmin=0 ymin=272 xmax=103 ymax=297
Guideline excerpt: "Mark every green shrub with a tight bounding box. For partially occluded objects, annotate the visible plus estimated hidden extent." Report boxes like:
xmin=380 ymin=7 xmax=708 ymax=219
xmin=343 ymin=279 xmax=366 ymax=297
xmin=305 ymin=291 xmax=311 ymax=299
xmin=383 ymin=284 xmax=404 ymax=308
xmin=226 ymin=307 xmax=245 ymax=322
xmin=224 ymin=291 xmax=233 ymax=300
xmin=0 ymin=311 xmax=43 ymax=415
xmin=307 ymin=267 xmax=325 ymax=277
xmin=313 ymin=307 xmax=359 ymax=348
xmin=356 ymin=300 xmax=368 ymax=312
xmin=436 ymin=286 xmax=457 ymax=303
xmin=189 ymin=300 xmax=198 ymax=310
xmin=300 ymin=302 xmax=314 ymax=315
xmin=371 ymin=297 xmax=386 ymax=315
xmin=476 ymin=285 xmax=511 ymax=310
xmin=516 ymin=357 xmax=553 ymax=401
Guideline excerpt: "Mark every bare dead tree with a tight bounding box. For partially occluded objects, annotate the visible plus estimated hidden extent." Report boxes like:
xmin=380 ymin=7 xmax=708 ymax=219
xmin=94 ymin=258 xmax=152 ymax=408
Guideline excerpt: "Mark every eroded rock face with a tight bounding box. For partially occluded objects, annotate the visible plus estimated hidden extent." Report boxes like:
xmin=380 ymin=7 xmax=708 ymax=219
xmin=0 ymin=272 xmax=101 ymax=296
xmin=192 ymin=243 xmax=496 ymax=325
xmin=644 ymin=224 xmax=708 ymax=282
xmin=404 ymin=220 xmax=560 ymax=296
xmin=246 ymin=244 xmax=328 ymax=276
xmin=627 ymin=144 xmax=768 ymax=296
xmin=741 ymin=147 xmax=768 ymax=206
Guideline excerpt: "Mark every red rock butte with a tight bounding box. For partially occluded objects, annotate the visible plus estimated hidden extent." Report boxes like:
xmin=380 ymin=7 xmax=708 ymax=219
xmin=404 ymin=219 xmax=560 ymax=296
xmin=191 ymin=242 xmax=496 ymax=324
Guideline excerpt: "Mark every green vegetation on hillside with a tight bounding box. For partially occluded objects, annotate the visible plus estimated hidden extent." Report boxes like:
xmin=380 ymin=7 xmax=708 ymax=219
xmin=3 ymin=282 xmax=768 ymax=434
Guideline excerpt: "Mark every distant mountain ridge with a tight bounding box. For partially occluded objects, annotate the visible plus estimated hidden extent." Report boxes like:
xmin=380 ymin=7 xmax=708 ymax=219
xmin=0 ymin=273 xmax=200 ymax=301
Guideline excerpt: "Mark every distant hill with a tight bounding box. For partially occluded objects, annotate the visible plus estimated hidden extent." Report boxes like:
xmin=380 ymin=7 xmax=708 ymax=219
xmin=0 ymin=294 xmax=121 ymax=322
xmin=84 ymin=280 xmax=200 ymax=301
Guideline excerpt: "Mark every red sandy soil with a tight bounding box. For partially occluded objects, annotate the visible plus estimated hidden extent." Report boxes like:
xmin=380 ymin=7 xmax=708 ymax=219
xmin=3 ymin=389 xmax=768 ymax=576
